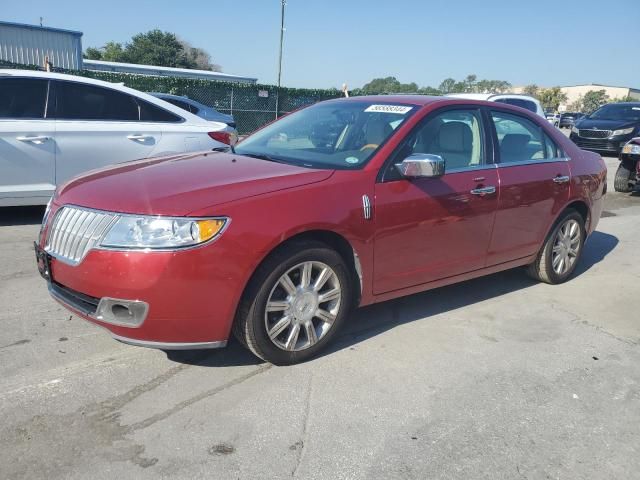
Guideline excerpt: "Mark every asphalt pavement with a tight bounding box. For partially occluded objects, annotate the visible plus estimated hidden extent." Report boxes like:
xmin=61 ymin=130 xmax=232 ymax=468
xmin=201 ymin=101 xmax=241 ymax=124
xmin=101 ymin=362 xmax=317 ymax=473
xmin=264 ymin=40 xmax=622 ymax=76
xmin=0 ymin=153 xmax=638 ymax=480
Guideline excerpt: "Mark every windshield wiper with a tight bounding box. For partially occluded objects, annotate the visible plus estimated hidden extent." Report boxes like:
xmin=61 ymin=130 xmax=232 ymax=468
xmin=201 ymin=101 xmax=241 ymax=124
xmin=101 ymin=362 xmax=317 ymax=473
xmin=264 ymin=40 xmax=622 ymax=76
xmin=240 ymin=152 xmax=287 ymax=164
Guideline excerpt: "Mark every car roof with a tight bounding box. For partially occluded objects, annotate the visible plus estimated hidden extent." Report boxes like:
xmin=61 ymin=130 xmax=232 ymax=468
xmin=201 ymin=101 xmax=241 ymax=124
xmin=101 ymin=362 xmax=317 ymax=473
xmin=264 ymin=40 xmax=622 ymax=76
xmin=324 ymin=94 xmax=446 ymax=107
xmin=0 ymin=69 xmax=209 ymax=125
xmin=320 ymin=94 xmax=550 ymax=120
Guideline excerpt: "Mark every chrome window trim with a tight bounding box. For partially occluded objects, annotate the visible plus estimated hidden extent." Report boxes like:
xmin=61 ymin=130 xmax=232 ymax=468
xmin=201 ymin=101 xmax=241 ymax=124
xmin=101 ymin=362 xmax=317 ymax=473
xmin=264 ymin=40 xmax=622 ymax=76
xmin=494 ymin=157 xmax=570 ymax=169
xmin=445 ymin=164 xmax=498 ymax=174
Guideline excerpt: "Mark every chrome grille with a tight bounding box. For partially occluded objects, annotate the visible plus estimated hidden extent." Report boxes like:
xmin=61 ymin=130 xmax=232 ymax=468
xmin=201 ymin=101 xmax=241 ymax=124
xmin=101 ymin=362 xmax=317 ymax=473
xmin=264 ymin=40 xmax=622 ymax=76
xmin=45 ymin=206 xmax=117 ymax=266
xmin=579 ymin=129 xmax=611 ymax=139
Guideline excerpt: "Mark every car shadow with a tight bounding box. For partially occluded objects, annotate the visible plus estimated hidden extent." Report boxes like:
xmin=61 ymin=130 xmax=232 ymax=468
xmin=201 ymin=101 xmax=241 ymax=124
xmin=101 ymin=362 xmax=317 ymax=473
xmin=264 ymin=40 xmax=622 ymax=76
xmin=167 ymin=230 xmax=618 ymax=368
xmin=0 ymin=206 xmax=46 ymax=226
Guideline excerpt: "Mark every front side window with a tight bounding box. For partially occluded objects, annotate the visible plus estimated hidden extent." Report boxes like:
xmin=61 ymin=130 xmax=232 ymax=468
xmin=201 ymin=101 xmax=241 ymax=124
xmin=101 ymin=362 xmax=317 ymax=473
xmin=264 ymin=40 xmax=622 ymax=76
xmin=400 ymin=109 xmax=484 ymax=171
xmin=55 ymin=81 xmax=139 ymax=121
xmin=0 ymin=78 xmax=48 ymax=119
xmin=491 ymin=111 xmax=559 ymax=163
xmin=235 ymin=101 xmax=416 ymax=169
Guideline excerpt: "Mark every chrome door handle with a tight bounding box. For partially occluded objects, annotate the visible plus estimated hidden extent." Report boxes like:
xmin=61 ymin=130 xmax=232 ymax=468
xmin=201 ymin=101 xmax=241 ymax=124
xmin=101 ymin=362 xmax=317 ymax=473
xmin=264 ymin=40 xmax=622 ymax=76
xmin=553 ymin=175 xmax=570 ymax=184
xmin=470 ymin=186 xmax=496 ymax=196
xmin=16 ymin=135 xmax=50 ymax=144
xmin=127 ymin=134 xmax=152 ymax=142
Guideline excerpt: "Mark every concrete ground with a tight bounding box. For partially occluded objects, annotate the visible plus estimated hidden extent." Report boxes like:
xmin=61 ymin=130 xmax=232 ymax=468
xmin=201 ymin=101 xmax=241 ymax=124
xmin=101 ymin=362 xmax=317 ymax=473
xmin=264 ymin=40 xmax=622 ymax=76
xmin=0 ymin=155 xmax=638 ymax=480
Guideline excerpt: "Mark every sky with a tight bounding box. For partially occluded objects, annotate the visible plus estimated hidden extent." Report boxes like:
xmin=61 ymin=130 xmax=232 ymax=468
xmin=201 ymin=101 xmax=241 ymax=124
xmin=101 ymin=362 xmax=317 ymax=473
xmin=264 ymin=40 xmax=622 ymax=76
xmin=4 ymin=0 xmax=639 ymax=90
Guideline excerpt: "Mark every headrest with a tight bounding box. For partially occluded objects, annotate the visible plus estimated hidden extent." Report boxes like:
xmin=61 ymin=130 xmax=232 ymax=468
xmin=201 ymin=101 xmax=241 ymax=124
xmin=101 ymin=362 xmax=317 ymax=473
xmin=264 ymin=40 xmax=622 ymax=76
xmin=500 ymin=134 xmax=530 ymax=153
xmin=437 ymin=121 xmax=472 ymax=152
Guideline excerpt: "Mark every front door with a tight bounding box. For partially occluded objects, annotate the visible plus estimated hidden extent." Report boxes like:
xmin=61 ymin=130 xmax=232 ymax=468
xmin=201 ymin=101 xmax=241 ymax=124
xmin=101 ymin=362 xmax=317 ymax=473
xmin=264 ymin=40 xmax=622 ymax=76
xmin=373 ymin=108 xmax=498 ymax=294
xmin=0 ymin=77 xmax=55 ymax=205
xmin=485 ymin=109 xmax=571 ymax=265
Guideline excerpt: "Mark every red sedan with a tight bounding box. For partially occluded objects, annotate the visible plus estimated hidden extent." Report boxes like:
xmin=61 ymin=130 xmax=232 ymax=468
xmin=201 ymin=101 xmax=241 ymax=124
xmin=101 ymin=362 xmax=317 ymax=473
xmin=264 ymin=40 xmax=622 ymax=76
xmin=35 ymin=96 xmax=607 ymax=364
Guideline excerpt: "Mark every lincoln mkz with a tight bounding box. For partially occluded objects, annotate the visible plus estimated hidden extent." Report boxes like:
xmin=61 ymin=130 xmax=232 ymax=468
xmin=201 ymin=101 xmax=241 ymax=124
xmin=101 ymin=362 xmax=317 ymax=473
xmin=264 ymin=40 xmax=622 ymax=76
xmin=36 ymin=96 xmax=607 ymax=364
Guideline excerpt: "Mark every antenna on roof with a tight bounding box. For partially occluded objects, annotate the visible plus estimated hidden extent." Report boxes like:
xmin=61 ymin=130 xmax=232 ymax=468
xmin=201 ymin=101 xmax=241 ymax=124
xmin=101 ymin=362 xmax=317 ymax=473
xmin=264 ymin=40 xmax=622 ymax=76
xmin=39 ymin=17 xmax=43 ymax=27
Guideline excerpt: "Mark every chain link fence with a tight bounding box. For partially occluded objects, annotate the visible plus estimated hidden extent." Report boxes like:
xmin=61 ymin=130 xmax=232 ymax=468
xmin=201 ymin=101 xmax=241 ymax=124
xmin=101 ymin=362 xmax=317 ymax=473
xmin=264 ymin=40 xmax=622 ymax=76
xmin=0 ymin=60 xmax=343 ymax=134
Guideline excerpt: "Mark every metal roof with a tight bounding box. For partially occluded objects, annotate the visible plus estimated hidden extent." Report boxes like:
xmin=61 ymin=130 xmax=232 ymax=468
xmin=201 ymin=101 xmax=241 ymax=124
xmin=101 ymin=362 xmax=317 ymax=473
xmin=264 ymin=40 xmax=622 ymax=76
xmin=83 ymin=59 xmax=257 ymax=84
xmin=0 ymin=20 xmax=83 ymax=37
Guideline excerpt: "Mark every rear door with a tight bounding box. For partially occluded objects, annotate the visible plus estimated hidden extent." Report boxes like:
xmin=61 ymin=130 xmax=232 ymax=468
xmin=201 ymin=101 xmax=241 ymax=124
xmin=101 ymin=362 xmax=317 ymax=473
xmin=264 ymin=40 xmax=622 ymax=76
xmin=486 ymin=109 xmax=570 ymax=265
xmin=373 ymin=107 xmax=499 ymax=293
xmin=52 ymin=80 xmax=163 ymax=184
xmin=0 ymin=77 xmax=55 ymax=205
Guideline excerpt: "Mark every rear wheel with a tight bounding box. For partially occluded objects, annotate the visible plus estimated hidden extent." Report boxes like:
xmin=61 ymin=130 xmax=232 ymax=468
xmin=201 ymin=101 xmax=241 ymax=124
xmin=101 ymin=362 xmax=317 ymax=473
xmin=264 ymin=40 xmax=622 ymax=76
xmin=527 ymin=210 xmax=585 ymax=284
xmin=233 ymin=241 xmax=352 ymax=365
xmin=614 ymin=163 xmax=633 ymax=193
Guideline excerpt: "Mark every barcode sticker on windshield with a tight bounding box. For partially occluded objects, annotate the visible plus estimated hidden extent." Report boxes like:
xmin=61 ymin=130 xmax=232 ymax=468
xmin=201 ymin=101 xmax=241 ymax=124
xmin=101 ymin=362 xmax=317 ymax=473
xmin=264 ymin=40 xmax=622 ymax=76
xmin=364 ymin=105 xmax=413 ymax=114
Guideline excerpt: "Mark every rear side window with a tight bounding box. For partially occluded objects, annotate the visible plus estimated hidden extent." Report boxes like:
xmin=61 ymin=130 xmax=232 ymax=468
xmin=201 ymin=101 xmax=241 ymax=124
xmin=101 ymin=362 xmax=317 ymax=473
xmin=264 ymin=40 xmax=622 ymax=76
xmin=494 ymin=98 xmax=537 ymax=114
xmin=163 ymin=98 xmax=191 ymax=112
xmin=138 ymin=99 xmax=182 ymax=123
xmin=0 ymin=78 xmax=48 ymax=119
xmin=55 ymin=81 xmax=139 ymax=121
xmin=490 ymin=111 xmax=560 ymax=163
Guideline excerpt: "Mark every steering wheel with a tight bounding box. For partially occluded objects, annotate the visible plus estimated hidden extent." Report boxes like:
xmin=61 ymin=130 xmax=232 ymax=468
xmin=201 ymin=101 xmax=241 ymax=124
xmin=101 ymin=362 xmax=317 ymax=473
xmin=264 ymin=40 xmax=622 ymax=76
xmin=360 ymin=143 xmax=379 ymax=151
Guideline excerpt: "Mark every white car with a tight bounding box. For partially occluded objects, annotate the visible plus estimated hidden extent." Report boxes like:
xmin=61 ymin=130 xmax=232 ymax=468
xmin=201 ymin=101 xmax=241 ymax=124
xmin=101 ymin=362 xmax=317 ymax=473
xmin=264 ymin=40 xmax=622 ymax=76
xmin=447 ymin=93 xmax=545 ymax=118
xmin=0 ymin=70 xmax=237 ymax=206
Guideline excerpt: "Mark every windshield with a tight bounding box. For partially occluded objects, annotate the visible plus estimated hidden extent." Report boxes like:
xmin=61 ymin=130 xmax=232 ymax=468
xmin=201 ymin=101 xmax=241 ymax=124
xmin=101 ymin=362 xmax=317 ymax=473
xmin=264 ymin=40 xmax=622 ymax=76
xmin=235 ymin=100 xmax=416 ymax=169
xmin=589 ymin=104 xmax=640 ymax=121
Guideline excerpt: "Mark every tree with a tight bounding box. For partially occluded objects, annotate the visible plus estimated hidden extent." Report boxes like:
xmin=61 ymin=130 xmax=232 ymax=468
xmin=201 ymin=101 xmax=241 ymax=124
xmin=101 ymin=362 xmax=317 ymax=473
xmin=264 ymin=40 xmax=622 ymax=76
xmin=567 ymin=95 xmax=584 ymax=112
xmin=179 ymin=39 xmax=221 ymax=72
xmin=582 ymin=90 xmax=610 ymax=114
xmin=538 ymin=87 xmax=568 ymax=111
xmin=358 ymin=74 xmax=511 ymax=96
xmin=83 ymin=30 xmax=220 ymax=71
xmin=523 ymin=84 xmax=539 ymax=98
xmin=438 ymin=78 xmax=456 ymax=94
xmin=361 ymin=76 xmax=419 ymax=94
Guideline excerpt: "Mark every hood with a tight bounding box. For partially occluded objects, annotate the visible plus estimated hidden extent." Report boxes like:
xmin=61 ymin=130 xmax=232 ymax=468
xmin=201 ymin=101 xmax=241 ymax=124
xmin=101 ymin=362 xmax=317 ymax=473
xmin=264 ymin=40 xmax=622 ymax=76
xmin=575 ymin=118 xmax=638 ymax=131
xmin=57 ymin=152 xmax=334 ymax=216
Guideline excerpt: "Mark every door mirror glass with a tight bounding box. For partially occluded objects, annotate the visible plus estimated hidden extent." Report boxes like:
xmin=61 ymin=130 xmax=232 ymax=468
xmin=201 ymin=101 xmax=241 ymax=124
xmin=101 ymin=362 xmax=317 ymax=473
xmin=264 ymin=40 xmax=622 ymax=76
xmin=395 ymin=153 xmax=445 ymax=178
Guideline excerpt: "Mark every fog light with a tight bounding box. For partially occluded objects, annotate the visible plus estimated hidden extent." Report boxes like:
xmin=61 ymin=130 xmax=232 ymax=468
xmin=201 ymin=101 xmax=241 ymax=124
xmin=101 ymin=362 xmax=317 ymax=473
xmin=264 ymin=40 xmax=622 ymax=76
xmin=95 ymin=298 xmax=148 ymax=327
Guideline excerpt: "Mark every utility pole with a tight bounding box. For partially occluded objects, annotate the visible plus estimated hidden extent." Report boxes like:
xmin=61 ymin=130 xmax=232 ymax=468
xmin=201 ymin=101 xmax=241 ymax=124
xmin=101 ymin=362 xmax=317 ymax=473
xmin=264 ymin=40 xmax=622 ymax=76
xmin=275 ymin=0 xmax=286 ymax=118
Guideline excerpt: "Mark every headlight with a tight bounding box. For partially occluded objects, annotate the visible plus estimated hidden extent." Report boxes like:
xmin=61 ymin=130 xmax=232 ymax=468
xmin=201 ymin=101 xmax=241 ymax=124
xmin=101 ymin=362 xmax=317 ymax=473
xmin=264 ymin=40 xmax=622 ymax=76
xmin=571 ymin=126 xmax=579 ymax=134
xmin=622 ymin=143 xmax=640 ymax=155
xmin=612 ymin=127 xmax=634 ymax=136
xmin=100 ymin=216 xmax=228 ymax=249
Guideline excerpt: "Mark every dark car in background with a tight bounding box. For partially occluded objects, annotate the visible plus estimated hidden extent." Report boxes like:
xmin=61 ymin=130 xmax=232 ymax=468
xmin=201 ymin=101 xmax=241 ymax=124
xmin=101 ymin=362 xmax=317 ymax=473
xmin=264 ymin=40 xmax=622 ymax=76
xmin=614 ymin=137 xmax=640 ymax=192
xmin=557 ymin=112 xmax=583 ymax=129
xmin=570 ymin=102 xmax=640 ymax=154
xmin=150 ymin=92 xmax=236 ymax=128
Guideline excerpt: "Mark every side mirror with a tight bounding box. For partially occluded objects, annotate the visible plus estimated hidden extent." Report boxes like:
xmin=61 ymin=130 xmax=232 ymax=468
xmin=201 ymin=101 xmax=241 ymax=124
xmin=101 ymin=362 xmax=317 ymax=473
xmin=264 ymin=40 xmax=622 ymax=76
xmin=395 ymin=153 xmax=445 ymax=179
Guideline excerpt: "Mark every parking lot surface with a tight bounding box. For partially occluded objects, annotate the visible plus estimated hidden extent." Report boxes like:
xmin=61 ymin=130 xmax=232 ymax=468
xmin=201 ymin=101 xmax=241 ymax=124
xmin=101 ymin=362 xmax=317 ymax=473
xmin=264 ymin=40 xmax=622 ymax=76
xmin=1 ymin=156 xmax=638 ymax=480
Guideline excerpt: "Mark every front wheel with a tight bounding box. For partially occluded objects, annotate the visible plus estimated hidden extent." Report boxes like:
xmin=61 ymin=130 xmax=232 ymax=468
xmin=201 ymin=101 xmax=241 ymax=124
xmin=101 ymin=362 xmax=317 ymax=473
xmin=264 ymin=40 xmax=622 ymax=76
xmin=233 ymin=241 xmax=352 ymax=365
xmin=614 ymin=163 xmax=633 ymax=193
xmin=527 ymin=210 xmax=585 ymax=284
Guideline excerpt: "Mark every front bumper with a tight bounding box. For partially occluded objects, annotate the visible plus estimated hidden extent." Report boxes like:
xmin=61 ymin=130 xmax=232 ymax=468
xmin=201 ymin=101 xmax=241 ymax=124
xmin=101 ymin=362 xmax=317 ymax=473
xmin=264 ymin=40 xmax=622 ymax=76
xmin=36 ymin=226 xmax=247 ymax=349
xmin=570 ymin=133 xmax=634 ymax=154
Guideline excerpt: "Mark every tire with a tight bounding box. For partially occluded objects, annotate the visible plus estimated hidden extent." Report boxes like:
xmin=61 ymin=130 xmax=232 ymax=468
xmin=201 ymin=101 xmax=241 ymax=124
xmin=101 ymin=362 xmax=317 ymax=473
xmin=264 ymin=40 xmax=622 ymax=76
xmin=527 ymin=209 xmax=585 ymax=284
xmin=614 ymin=163 xmax=633 ymax=193
xmin=233 ymin=240 xmax=352 ymax=365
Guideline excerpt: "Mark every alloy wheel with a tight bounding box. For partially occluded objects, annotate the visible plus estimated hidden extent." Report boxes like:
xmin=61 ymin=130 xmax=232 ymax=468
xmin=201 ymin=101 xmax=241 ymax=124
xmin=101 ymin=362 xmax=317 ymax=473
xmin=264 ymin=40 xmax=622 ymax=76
xmin=264 ymin=261 xmax=342 ymax=352
xmin=551 ymin=219 xmax=581 ymax=275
